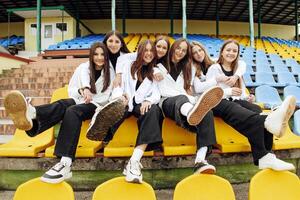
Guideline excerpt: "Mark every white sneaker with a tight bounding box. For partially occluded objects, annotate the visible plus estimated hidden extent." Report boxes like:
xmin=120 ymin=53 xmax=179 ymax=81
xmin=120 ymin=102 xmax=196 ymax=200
xmin=194 ymin=160 xmax=216 ymax=174
xmin=4 ymin=90 xmax=35 ymax=131
xmin=187 ymin=86 xmax=223 ymax=126
xmin=264 ymin=96 xmax=296 ymax=138
xmin=41 ymin=162 xmax=72 ymax=184
xmin=123 ymin=160 xmax=143 ymax=183
xmin=86 ymin=98 xmax=125 ymax=141
xmin=258 ymin=153 xmax=295 ymax=171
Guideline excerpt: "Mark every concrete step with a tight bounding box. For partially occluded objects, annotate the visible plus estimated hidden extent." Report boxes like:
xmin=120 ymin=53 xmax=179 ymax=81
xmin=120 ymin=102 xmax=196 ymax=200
xmin=0 ymin=119 xmax=15 ymax=135
xmin=0 ymin=89 xmax=57 ymax=98
xmin=0 ymin=82 xmax=65 ymax=90
xmin=0 ymin=96 xmax=51 ymax=107
xmin=0 ymin=76 xmax=71 ymax=85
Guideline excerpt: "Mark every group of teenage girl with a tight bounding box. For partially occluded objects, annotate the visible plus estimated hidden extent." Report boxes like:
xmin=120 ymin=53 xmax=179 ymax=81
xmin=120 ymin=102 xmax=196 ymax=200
xmin=4 ymin=30 xmax=296 ymax=184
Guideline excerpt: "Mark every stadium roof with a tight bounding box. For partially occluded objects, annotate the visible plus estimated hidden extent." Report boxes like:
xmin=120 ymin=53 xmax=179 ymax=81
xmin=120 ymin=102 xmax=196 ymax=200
xmin=0 ymin=0 xmax=299 ymax=25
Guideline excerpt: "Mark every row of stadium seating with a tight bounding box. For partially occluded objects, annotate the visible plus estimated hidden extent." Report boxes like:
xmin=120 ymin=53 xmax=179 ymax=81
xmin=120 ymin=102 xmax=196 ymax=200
xmin=1 ymin=85 xmax=300 ymax=158
xmin=14 ymin=170 xmax=300 ymax=200
xmin=0 ymin=36 xmax=24 ymax=48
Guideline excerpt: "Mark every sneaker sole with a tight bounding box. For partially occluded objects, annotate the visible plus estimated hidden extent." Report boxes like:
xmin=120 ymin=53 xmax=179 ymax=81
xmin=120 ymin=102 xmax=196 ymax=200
xmin=125 ymin=176 xmax=142 ymax=184
xmin=40 ymin=172 xmax=72 ymax=184
xmin=4 ymin=91 xmax=32 ymax=131
xmin=86 ymin=99 xmax=125 ymax=141
xmin=278 ymin=96 xmax=296 ymax=138
xmin=187 ymin=87 xmax=223 ymax=126
xmin=194 ymin=166 xmax=216 ymax=174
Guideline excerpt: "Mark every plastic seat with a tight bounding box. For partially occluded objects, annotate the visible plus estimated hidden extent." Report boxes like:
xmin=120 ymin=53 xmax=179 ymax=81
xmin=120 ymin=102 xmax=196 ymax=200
xmin=283 ymin=85 xmax=300 ymax=106
xmin=243 ymin=73 xmax=260 ymax=87
xmin=256 ymin=63 xmax=273 ymax=73
xmin=293 ymin=110 xmax=300 ymax=136
xmin=249 ymin=169 xmax=300 ymax=200
xmin=92 ymin=177 xmax=156 ymax=200
xmin=278 ymin=72 xmax=300 ymax=86
xmin=255 ymin=72 xmax=285 ymax=87
xmin=162 ymin=118 xmax=196 ymax=156
xmin=104 ymin=116 xmax=154 ymax=157
xmin=13 ymin=177 xmax=74 ymax=200
xmin=45 ymin=85 xmax=102 ymax=158
xmin=255 ymin=85 xmax=282 ymax=109
xmin=173 ymin=174 xmax=235 ymax=200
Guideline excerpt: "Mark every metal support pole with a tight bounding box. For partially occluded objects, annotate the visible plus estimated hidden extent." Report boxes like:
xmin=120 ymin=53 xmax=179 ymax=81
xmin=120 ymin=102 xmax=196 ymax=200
xmin=122 ymin=0 xmax=126 ymax=35
xmin=112 ymin=0 xmax=116 ymax=31
xmin=37 ymin=0 xmax=42 ymax=53
xmin=249 ymin=0 xmax=255 ymax=48
xmin=182 ymin=0 xmax=187 ymax=39
xmin=216 ymin=0 xmax=219 ymax=38
xmin=257 ymin=0 xmax=261 ymax=39
xmin=295 ymin=0 xmax=298 ymax=41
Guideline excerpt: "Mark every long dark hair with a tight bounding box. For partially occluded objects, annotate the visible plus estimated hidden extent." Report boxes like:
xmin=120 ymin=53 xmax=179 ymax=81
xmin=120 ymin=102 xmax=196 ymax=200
xmin=167 ymin=38 xmax=192 ymax=91
xmin=217 ymin=39 xmax=240 ymax=73
xmin=217 ymin=39 xmax=241 ymax=88
xmin=191 ymin=41 xmax=214 ymax=77
xmin=155 ymin=35 xmax=170 ymax=67
xmin=131 ymin=39 xmax=156 ymax=82
xmin=102 ymin=30 xmax=130 ymax=54
xmin=88 ymin=42 xmax=110 ymax=93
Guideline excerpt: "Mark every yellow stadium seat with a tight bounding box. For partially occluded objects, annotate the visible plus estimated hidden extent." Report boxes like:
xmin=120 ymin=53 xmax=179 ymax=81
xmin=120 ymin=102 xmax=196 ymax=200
xmin=162 ymin=118 xmax=196 ymax=156
xmin=13 ymin=177 xmax=74 ymax=200
xmin=45 ymin=85 xmax=102 ymax=158
xmin=92 ymin=177 xmax=156 ymax=200
xmin=249 ymin=169 xmax=300 ymax=200
xmin=127 ymin=34 xmax=141 ymax=52
xmin=214 ymin=117 xmax=251 ymax=153
xmin=273 ymin=126 xmax=300 ymax=150
xmin=104 ymin=116 xmax=154 ymax=157
xmin=173 ymin=174 xmax=235 ymax=200
xmin=124 ymin=34 xmax=134 ymax=44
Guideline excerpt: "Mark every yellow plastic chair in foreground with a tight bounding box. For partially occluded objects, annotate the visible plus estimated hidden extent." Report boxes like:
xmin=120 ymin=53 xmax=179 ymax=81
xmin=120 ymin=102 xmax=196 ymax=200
xmin=13 ymin=177 xmax=74 ymax=200
xmin=173 ymin=174 xmax=235 ymax=200
xmin=92 ymin=177 xmax=156 ymax=200
xmin=249 ymin=169 xmax=300 ymax=200
xmin=45 ymin=85 xmax=102 ymax=157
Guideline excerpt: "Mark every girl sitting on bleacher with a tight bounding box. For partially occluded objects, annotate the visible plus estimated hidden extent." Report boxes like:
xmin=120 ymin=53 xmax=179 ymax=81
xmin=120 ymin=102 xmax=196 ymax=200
xmin=110 ymin=39 xmax=164 ymax=183
xmin=154 ymin=38 xmax=223 ymax=174
xmin=202 ymin=39 xmax=296 ymax=171
xmin=4 ymin=42 xmax=125 ymax=184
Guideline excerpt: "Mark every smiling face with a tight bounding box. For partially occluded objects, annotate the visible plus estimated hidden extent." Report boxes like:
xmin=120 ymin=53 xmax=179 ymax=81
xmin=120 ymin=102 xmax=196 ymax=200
xmin=192 ymin=45 xmax=205 ymax=63
xmin=93 ymin=47 xmax=104 ymax=69
xmin=221 ymin=42 xmax=239 ymax=64
xmin=106 ymin=34 xmax=122 ymax=54
xmin=143 ymin=43 xmax=154 ymax=64
xmin=172 ymin=41 xmax=188 ymax=63
xmin=156 ymin=39 xmax=168 ymax=59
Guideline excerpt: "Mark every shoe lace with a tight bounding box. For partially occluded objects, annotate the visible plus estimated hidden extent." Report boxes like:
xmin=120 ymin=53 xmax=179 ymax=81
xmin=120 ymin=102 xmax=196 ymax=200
xmin=52 ymin=162 xmax=65 ymax=171
xmin=130 ymin=160 xmax=143 ymax=174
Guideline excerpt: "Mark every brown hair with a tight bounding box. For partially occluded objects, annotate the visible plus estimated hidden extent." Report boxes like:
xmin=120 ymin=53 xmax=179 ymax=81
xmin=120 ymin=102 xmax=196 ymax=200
xmin=88 ymin=42 xmax=110 ymax=93
xmin=167 ymin=38 xmax=192 ymax=91
xmin=155 ymin=35 xmax=170 ymax=67
xmin=103 ymin=30 xmax=130 ymax=53
xmin=130 ymin=39 xmax=156 ymax=82
xmin=191 ymin=41 xmax=214 ymax=77
xmin=217 ymin=39 xmax=241 ymax=88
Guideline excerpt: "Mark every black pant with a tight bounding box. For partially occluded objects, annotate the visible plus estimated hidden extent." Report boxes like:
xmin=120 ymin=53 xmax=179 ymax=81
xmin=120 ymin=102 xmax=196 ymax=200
xmin=110 ymin=104 xmax=164 ymax=151
xmin=26 ymin=98 xmax=97 ymax=160
xmin=162 ymin=95 xmax=217 ymax=150
xmin=213 ymin=99 xmax=273 ymax=165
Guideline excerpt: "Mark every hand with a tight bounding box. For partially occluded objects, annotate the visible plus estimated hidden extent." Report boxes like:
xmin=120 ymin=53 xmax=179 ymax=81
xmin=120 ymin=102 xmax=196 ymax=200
xmin=247 ymin=94 xmax=255 ymax=103
xmin=154 ymin=73 xmax=164 ymax=82
xmin=224 ymin=75 xmax=239 ymax=87
xmin=83 ymin=88 xmax=93 ymax=104
xmin=113 ymin=73 xmax=122 ymax=88
xmin=121 ymin=93 xmax=129 ymax=106
xmin=231 ymin=87 xmax=242 ymax=96
xmin=216 ymin=75 xmax=230 ymax=83
xmin=140 ymin=101 xmax=151 ymax=115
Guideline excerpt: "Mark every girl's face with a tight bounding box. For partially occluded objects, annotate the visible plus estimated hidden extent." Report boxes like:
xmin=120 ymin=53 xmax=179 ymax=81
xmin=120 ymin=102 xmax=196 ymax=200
xmin=221 ymin=42 xmax=239 ymax=64
xmin=106 ymin=34 xmax=122 ymax=54
xmin=93 ymin=47 xmax=104 ymax=68
xmin=156 ymin=39 xmax=168 ymax=59
xmin=143 ymin=43 xmax=154 ymax=64
xmin=173 ymin=41 xmax=188 ymax=63
xmin=192 ymin=45 xmax=205 ymax=63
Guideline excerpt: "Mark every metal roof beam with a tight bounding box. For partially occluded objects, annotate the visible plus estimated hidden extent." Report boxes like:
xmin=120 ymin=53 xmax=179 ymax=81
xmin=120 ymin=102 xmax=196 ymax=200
xmin=266 ymin=0 xmax=294 ymax=23
xmin=224 ymin=1 xmax=240 ymax=20
xmin=201 ymin=0 xmax=213 ymax=18
xmin=262 ymin=1 xmax=281 ymax=18
xmin=275 ymin=6 xmax=296 ymax=23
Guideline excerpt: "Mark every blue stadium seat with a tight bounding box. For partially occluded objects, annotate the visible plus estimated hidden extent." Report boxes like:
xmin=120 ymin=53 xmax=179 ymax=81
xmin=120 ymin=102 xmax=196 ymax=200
xmin=256 ymin=63 xmax=273 ymax=73
xmin=294 ymin=110 xmax=300 ymax=136
xmin=277 ymin=73 xmax=300 ymax=86
xmin=255 ymin=85 xmax=282 ymax=109
xmin=273 ymin=64 xmax=290 ymax=73
xmin=243 ymin=73 xmax=259 ymax=87
xmin=290 ymin=65 xmax=300 ymax=74
xmin=283 ymin=85 xmax=300 ymax=107
xmin=255 ymin=72 xmax=285 ymax=87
